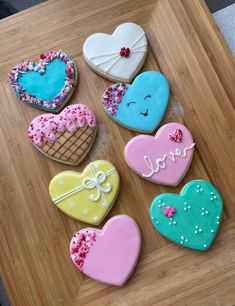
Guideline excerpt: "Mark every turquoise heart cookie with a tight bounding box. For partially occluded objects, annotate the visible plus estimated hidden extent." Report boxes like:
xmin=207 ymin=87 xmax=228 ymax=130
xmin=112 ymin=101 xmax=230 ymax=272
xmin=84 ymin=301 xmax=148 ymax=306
xmin=102 ymin=71 xmax=169 ymax=133
xmin=8 ymin=50 xmax=77 ymax=112
xmin=150 ymin=180 xmax=223 ymax=251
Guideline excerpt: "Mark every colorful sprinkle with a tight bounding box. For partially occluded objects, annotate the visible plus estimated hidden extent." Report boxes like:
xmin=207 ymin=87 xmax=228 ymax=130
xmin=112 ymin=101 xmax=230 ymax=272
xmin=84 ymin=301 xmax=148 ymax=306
xmin=70 ymin=231 xmax=96 ymax=270
xmin=120 ymin=47 xmax=131 ymax=57
xmin=8 ymin=50 xmax=76 ymax=110
xmin=28 ymin=104 xmax=96 ymax=147
xmin=164 ymin=206 xmax=176 ymax=218
xmin=102 ymin=83 xmax=128 ymax=116
xmin=168 ymin=129 xmax=183 ymax=142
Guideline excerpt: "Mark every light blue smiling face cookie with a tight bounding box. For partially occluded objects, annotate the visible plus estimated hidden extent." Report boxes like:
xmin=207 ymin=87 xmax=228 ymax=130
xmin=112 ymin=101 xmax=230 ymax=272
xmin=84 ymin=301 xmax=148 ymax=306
xmin=150 ymin=180 xmax=223 ymax=251
xmin=102 ymin=71 xmax=170 ymax=133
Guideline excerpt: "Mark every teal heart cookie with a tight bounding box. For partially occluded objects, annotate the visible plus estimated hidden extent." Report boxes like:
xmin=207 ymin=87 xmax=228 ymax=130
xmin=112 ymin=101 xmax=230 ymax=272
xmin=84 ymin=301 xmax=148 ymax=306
xmin=8 ymin=50 xmax=77 ymax=112
xmin=150 ymin=180 xmax=223 ymax=251
xmin=102 ymin=71 xmax=169 ymax=133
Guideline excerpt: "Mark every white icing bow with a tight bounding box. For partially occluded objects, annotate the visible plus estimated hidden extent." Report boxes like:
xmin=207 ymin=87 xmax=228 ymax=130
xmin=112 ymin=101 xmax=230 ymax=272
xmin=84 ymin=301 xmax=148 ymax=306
xmin=82 ymin=171 xmax=112 ymax=202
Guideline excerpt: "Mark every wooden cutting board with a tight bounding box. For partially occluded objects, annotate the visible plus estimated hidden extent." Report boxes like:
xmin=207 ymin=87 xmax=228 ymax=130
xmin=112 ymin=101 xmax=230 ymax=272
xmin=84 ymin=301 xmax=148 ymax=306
xmin=0 ymin=0 xmax=234 ymax=305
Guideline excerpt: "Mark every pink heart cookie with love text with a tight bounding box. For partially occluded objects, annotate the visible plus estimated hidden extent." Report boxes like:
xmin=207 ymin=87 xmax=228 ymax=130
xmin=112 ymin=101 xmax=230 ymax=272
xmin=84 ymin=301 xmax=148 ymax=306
xmin=124 ymin=123 xmax=195 ymax=186
xmin=70 ymin=215 xmax=141 ymax=286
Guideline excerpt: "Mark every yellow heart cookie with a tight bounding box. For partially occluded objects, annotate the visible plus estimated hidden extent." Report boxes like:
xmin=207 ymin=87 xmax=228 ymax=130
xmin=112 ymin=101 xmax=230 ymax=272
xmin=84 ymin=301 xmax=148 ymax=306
xmin=49 ymin=160 xmax=120 ymax=225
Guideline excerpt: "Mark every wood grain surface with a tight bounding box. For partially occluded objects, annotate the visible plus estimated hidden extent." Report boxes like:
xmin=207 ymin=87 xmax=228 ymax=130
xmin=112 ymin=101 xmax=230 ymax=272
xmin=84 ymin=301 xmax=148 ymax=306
xmin=0 ymin=0 xmax=234 ymax=305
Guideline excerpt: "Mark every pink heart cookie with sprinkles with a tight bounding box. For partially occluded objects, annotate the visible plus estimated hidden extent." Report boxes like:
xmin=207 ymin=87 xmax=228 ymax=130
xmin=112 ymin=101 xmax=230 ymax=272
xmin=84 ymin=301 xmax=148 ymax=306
xmin=28 ymin=104 xmax=97 ymax=165
xmin=70 ymin=215 xmax=141 ymax=286
xmin=8 ymin=50 xmax=77 ymax=112
xmin=124 ymin=122 xmax=195 ymax=186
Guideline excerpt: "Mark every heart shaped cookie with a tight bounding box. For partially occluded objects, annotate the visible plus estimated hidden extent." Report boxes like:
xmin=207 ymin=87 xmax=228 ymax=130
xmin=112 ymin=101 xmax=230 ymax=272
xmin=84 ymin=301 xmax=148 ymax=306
xmin=9 ymin=50 xmax=77 ymax=112
xmin=70 ymin=215 xmax=141 ymax=286
xmin=102 ymin=71 xmax=169 ymax=132
xmin=124 ymin=123 xmax=195 ymax=186
xmin=49 ymin=160 xmax=120 ymax=225
xmin=150 ymin=180 xmax=223 ymax=251
xmin=83 ymin=23 xmax=148 ymax=83
xmin=28 ymin=104 xmax=97 ymax=165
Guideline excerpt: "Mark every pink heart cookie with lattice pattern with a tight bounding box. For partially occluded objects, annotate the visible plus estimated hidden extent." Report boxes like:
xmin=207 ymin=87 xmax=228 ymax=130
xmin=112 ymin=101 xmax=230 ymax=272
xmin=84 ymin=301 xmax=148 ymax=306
xmin=28 ymin=104 xmax=97 ymax=165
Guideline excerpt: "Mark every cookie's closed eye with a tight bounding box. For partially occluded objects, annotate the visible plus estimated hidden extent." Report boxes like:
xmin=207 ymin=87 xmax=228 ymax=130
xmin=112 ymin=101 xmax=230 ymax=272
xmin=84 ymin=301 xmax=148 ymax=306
xmin=144 ymin=95 xmax=151 ymax=100
xmin=127 ymin=101 xmax=136 ymax=107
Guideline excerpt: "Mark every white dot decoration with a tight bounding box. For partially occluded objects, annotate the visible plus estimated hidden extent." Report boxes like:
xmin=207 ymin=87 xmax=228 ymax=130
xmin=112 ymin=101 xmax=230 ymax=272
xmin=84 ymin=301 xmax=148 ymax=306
xmin=93 ymin=216 xmax=98 ymax=221
xmin=58 ymin=179 xmax=64 ymax=186
xmin=83 ymin=209 xmax=89 ymax=214
xmin=196 ymin=185 xmax=204 ymax=193
xmin=69 ymin=201 xmax=75 ymax=208
xmin=210 ymin=192 xmax=218 ymax=201
xmin=180 ymin=236 xmax=189 ymax=244
xmin=194 ymin=225 xmax=203 ymax=234
xmin=184 ymin=202 xmax=191 ymax=212
xmin=201 ymin=208 xmax=209 ymax=216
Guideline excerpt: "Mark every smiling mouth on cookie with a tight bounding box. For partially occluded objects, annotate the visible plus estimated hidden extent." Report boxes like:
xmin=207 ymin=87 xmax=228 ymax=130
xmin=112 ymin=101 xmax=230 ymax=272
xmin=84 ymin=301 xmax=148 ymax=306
xmin=140 ymin=109 xmax=149 ymax=117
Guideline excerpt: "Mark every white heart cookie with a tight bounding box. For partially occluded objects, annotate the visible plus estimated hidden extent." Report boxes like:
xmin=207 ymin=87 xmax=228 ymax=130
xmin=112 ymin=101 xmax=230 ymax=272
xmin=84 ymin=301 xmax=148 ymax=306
xmin=83 ymin=23 xmax=148 ymax=83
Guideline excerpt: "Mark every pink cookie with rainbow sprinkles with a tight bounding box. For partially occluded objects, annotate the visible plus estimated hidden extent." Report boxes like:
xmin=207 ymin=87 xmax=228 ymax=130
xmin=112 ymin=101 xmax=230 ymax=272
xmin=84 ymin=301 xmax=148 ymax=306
xmin=9 ymin=50 xmax=77 ymax=112
xmin=28 ymin=104 xmax=96 ymax=165
xmin=70 ymin=215 xmax=141 ymax=286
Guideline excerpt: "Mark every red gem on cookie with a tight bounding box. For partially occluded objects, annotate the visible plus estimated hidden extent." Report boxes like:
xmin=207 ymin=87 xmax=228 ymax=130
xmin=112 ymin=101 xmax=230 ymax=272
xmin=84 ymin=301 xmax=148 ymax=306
xmin=40 ymin=53 xmax=46 ymax=60
xmin=120 ymin=47 xmax=131 ymax=57
xmin=164 ymin=206 xmax=176 ymax=218
xmin=168 ymin=129 xmax=183 ymax=142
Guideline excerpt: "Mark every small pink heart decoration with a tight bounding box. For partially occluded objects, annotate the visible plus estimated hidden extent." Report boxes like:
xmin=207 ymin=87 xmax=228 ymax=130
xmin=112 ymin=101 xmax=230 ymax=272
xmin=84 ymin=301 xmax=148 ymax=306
xmin=70 ymin=215 xmax=141 ymax=286
xmin=124 ymin=123 xmax=195 ymax=186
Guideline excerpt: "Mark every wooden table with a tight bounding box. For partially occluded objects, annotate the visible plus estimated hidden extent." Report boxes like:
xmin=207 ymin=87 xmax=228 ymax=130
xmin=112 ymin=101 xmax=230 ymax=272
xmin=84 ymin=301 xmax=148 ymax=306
xmin=0 ymin=0 xmax=234 ymax=305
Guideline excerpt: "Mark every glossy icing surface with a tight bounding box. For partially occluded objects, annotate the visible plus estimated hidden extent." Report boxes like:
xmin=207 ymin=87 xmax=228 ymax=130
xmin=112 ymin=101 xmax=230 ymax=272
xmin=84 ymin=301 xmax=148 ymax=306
xmin=18 ymin=59 xmax=67 ymax=101
xmin=102 ymin=71 xmax=170 ymax=132
xmin=70 ymin=215 xmax=141 ymax=286
xmin=83 ymin=23 xmax=147 ymax=82
xmin=28 ymin=104 xmax=96 ymax=147
xmin=124 ymin=123 xmax=195 ymax=185
xmin=150 ymin=180 xmax=223 ymax=251
xmin=8 ymin=50 xmax=76 ymax=111
xmin=49 ymin=160 xmax=120 ymax=225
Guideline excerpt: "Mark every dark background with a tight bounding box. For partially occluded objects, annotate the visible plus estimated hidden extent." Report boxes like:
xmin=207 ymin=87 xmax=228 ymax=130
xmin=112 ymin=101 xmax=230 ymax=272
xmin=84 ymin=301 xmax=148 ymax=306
xmin=0 ymin=0 xmax=235 ymax=19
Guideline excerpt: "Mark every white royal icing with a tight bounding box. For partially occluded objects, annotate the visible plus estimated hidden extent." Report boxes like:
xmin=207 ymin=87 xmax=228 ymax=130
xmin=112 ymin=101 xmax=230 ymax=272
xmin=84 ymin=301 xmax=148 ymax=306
xmin=142 ymin=143 xmax=195 ymax=177
xmin=83 ymin=23 xmax=148 ymax=81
